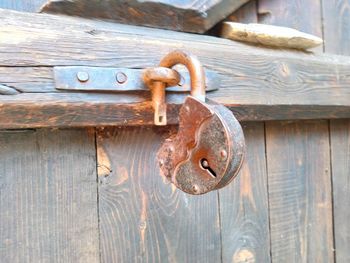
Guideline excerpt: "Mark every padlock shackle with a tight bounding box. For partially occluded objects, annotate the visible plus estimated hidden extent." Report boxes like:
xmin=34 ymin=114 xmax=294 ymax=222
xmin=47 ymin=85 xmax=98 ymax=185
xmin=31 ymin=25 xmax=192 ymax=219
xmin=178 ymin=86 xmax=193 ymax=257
xmin=160 ymin=50 xmax=206 ymax=102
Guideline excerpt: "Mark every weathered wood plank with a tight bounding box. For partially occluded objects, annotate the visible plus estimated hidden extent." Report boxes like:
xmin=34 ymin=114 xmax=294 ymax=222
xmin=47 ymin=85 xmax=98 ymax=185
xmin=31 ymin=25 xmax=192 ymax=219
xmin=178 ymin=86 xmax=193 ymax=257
xmin=323 ymin=1 xmax=350 ymax=262
xmin=258 ymin=0 xmax=323 ymax=52
xmin=226 ymin=0 xmax=258 ymax=23
xmin=266 ymin=121 xmax=334 ymax=263
xmin=0 ymin=9 xmax=350 ymax=128
xmin=2 ymin=93 xmax=350 ymax=129
xmin=0 ymin=128 xmax=99 ymax=262
xmin=219 ymin=5 xmax=271 ymax=262
xmin=220 ymin=122 xmax=271 ymax=263
xmin=260 ymin=2 xmax=334 ymax=262
xmin=322 ymin=0 xmax=350 ymax=56
xmin=96 ymin=126 xmax=221 ymax=262
xmin=330 ymin=119 xmax=350 ymax=263
xmin=40 ymin=0 xmax=249 ymax=33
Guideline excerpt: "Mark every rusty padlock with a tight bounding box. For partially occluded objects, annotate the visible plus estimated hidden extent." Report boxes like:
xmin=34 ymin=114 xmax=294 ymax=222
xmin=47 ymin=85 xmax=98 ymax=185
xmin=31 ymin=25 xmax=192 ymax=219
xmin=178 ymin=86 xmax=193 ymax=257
xmin=144 ymin=50 xmax=245 ymax=195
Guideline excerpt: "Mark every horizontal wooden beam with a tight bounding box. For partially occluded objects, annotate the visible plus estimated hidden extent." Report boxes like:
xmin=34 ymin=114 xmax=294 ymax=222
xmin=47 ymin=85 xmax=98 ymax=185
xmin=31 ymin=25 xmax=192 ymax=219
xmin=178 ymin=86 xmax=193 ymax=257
xmin=0 ymin=9 xmax=350 ymax=128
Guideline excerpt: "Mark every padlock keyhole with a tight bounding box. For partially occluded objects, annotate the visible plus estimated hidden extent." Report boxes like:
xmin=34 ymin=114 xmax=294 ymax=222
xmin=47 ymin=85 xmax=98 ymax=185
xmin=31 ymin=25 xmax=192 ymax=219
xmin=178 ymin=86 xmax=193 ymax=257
xmin=200 ymin=158 xmax=217 ymax=178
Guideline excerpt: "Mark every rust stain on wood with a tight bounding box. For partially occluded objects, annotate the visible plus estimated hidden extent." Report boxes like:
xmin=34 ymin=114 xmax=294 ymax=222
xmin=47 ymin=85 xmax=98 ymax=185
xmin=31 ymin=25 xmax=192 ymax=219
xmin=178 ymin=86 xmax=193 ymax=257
xmin=97 ymin=143 xmax=112 ymax=178
xmin=240 ymin=165 xmax=256 ymax=211
xmin=139 ymin=190 xmax=148 ymax=251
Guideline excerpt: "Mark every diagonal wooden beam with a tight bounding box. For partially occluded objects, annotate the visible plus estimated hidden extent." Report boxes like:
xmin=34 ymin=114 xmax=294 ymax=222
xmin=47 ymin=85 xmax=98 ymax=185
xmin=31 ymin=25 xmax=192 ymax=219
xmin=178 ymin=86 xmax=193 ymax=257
xmin=0 ymin=9 xmax=350 ymax=128
xmin=40 ymin=0 xmax=250 ymax=33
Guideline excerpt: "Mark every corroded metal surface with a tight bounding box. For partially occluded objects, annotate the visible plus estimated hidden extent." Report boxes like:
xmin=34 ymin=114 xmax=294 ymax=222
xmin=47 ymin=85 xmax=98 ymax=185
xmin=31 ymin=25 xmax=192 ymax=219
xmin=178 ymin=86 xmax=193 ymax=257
xmin=143 ymin=67 xmax=181 ymax=87
xmin=144 ymin=50 xmax=208 ymax=125
xmin=55 ymin=66 xmax=218 ymax=92
xmin=159 ymin=50 xmax=206 ymax=102
xmin=158 ymin=96 xmax=245 ymax=195
xmin=143 ymin=66 xmax=182 ymax=125
xmin=150 ymin=50 xmax=245 ymax=194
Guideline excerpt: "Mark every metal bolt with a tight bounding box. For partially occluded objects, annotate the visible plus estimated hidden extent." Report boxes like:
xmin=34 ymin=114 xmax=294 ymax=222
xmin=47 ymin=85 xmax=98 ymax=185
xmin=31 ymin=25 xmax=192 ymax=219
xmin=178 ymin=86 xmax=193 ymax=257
xmin=192 ymin=184 xmax=199 ymax=193
xmin=116 ymin=72 xmax=127 ymax=84
xmin=220 ymin=149 xmax=227 ymax=161
xmin=76 ymin=71 xmax=89 ymax=82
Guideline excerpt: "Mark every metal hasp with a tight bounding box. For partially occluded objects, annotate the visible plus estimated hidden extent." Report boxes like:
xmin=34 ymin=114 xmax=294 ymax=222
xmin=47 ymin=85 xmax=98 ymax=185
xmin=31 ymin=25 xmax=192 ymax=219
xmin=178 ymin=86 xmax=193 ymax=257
xmin=54 ymin=66 xmax=219 ymax=93
xmin=144 ymin=50 xmax=207 ymax=125
xmin=149 ymin=50 xmax=246 ymax=195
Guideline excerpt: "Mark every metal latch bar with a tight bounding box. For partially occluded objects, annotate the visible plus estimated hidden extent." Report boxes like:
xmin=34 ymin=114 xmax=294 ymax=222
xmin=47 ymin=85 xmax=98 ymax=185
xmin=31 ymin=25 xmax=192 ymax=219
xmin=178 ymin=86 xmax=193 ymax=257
xmin=54 ymin=66 xmax=219 ymax=92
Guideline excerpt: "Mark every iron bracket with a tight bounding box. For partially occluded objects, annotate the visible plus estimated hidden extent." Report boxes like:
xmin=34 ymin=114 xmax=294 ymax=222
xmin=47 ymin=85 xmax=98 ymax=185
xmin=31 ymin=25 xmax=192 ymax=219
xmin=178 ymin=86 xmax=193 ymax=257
xmin=54 ymin=66 xmax=219 ymax=93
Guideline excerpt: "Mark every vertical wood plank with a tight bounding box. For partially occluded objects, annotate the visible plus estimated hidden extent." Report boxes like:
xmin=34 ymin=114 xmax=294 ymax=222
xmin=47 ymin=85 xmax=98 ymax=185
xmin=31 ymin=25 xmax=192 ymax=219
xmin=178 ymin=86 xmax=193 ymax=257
xmin=226 ymin=0 xmax=258 ymax=23
xmin=266 ymin=121 xmax=334 ymax=263
xmin=322 ymin=0 xmax=350 ymax=56
xmin=97 ymin=127 xmax=221 ymax=263
xmin=258 ymin=0 xmax=323 ymax=36
xmin=0 ymin=0 xmax=46 ymax=12
xmin=323 ymin=1 xmax=350 ymax=262
xmin=258 ymin=1 xmax=334 ymax=262
xmin=220 ymin=5 xmax=271 ymax=262
xmin=330 ymin=120 xmax=350 ymax=263
xmin=0 ymin=129 xmax=99 ymax=263
xmin=220 ymin=122 xmax=271 ymax=263
xmin=258 ymin=0 xmax=323 ymax=52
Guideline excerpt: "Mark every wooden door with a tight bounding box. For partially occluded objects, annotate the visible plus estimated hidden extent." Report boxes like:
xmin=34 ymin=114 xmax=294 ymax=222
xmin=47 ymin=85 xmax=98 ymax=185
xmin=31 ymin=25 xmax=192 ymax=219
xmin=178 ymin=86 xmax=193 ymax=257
xmin=0 ymin=1 xmax=349 ymax=263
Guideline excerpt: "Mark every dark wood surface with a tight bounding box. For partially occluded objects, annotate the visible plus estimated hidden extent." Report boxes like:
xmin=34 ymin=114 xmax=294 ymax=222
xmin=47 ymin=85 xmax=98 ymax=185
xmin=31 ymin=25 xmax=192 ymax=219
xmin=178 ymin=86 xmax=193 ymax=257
xmin=40 ymin=0 xmax=249 ymax=33
xmin=0 ymin=9 xmax=350 ymax=128
xmin=259 ymin=1 xmax=335 ymax=262
xmin=330 ymin=120 xmax=350 ymax=263
xmin=266 ymin=121 xmax=334 ymax=263
xmin=0 ymin=129 xmax=100 ymax=262
xmin=322 ymin=0 xmax=350 ymax=56
xmin=323 ymin=1 xmax=350 ymax=262
xmin=0 ymin=1 xmax=349 ymax=262
xmin=219 ymin=122 xmax=271 ymax=263
xmin=96 ymin=127 xmax=221 ymax=262
xmin=226 ymin=0 xmax=258 ymax=23
xmin=258 ymin=0 xmax=323 ymax=39
xmin=219 ymin=6 xmax=271 ymax=263
xmin=258 ymin=0 xmax=323 ymax=53
xmin=259 ymin=0 xmax=323 ymax=54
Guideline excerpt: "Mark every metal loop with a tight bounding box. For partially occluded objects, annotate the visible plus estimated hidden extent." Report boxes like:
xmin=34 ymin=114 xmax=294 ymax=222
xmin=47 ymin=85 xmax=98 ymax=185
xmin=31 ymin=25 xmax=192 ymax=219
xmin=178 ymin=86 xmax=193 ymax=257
xmin=143 ymin=67 xmax=181 ymax=87
xmin=143 ymin=50 xmax=206 ymax=126
xmin=159 ymin=50 xmax=206 ymax=102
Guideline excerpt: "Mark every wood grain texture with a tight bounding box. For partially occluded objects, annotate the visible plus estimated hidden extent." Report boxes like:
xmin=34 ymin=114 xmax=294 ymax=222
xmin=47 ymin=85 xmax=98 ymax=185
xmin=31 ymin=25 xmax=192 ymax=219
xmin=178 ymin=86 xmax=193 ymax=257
xmin=40 ymin=0 xmax=249 ymax=33
xmin=2 ymin=93 xmax=350 ymax=129
xmin=219 ymin=122 xmax=271 ymax=263
xmin=0 ymin=129 xmax=99 ymax=262
xmin=258 ymin=0 xmax=323 ymax=38
xmin=322 ymin=1 xmax=350 ymax=262
xmin=261 ymin=2 xmax=334 ymax=262
xmin=258 ymin=0 xmax=323 ymax=53
xmin=0 ymin=0 xmax=46 ymax=12
xmin=330 ymin=120 xmax=350 ymax=263
xmin=266 ymin=121 xmax=334 ymax=263
xmin=96 ymin=127 xmax=221 ymax=262
xmin=0 ymin=9 xmax=350 ymax=127
xmin=0 ymin=84 xmax=20 ymax=95
xmin=226 ymin=0 xmax=258 ymax=23
xmin=322 ymin=0 xmax=350 ymax=56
